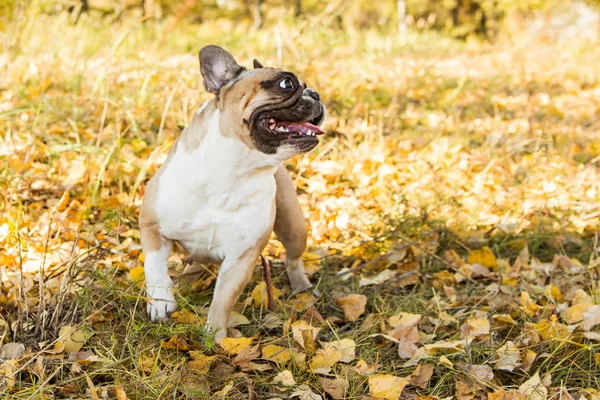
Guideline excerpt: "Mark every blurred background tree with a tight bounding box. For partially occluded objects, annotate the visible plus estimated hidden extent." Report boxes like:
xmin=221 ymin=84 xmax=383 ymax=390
xmin=1 ymin=0 xmax=598 ymax=40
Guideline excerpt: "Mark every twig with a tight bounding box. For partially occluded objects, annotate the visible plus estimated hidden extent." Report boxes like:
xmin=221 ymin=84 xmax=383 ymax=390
xmin=261 ymin=255 xmax=274 ymax=311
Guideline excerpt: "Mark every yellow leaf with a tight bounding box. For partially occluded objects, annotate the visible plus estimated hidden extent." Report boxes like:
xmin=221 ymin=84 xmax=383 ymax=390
xmin=161 ymin=335 xmax=190 ymax=351
xmin=309 ymin=347 xmax=342 ymax=373
xmin=521 ymin=349 xmax=537 ymax=372
xmin=520 ymin=292 xmax=541 ymax=317
xmin=467 ymin=246 xmax=497 ymax=269
xmin=56 ymin=190 xmax=70 ymax=212
xmin=368 ymin=374 xmax=409 ymax=399
xmin=423 ymin=339 xmax=469 ymax=355
xmin=187 ymin=353 xmax=215 ymax=374
xmin=321 ymin=338 xmax=356 ymax=363
xmin=460 ymin=317 xmax=490 ymax=338
xmin=57 ymin=325 xmax=86 ymax=353
xmin=251 ymin=281 xmax=281 ymax=308
xmin=129 ymin=266 xmax=145 ymax=288
xmin=488 ymin=389 xmax=526 ymax=400
xmin=495 ymin=341 xmax=521 ymax=372
xmin=534 ymin=315 xmax=570 ymax=341
xmin=543 ymin=284 xmax=562 ymax=302
xmin=171 ymin=308 xmax=205 ymax=325
xmin=354 ymin=359 xmax=381 ymax=376
xmin=114 ymin=385 xmax=128 ymax=400
xmin=518 ymin=372 xmax=547 ymax=400
xmin=563 ymin=301 xmax=592 ymax=324
xmin=261 ymin=344 xmax=305 ymax=365
xmin=290 ymin=320 xmax=320 ymax=351
xmin=219 ymin=337 xmax=253 ymax=355
xmin=493 ymin=314 xmax=518 ymax=325
xmin=388 ymin=313 xmax=421 ymax=329
xmin=335 ymin=294 xmax=367 ymax=321
xmin=0 ymin=359 xmax=17 ymax=391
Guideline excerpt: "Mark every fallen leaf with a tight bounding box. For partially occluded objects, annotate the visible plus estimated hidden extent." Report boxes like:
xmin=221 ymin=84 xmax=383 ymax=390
xmin=582 ymin=305 xmax=600 ymax=331
xmin=520 ymin=292 xmax=541 ymax=317
xmin=161 ymin=335 xmax=190 ymax=351
xmin=213 ymin=381 xmax=234 ymax=398
xmin=423 ymin=339 xmax=470 ymax=355
xmin=0 ymin=359 xmax=17 ymax=391
xmin=228 ymin=311 xmax=250 ymax=328
xmin=272 ymin=370 xmax=296 ymax=387
xmin=290 ymin=320 xmax=321 ymax=351
xmin=129 ymin=266 xmax=145 ymax=287
xmin=290 ymin=384 xmax=323 ymax=400
xmin=354 ymin=359 xmax=381 ymax=376
xmin=467 ymin=246 xmax=497 ymax=269
xmin=519 ymin=372 xmax=548 ymax=400
xmin=219 ymin=337 xmax=253 ymax=355
xmin=171 ymin=308 xmax=205 ymax=325
xmin=114 ymin=385 xmax=128 ymax=400
xmin=397 ymin=338 xmax=418 ymax=359
xmin=187 ymin=353 xmax=216 ymax=374
xmin=563 ymin=301 xmax=592 ymax=324
xmin=261 ymin=345 xmax=305 ymax=365
xmin=410 ymin=364 xmax=434 ymax=388
xmin=388 ymin=312 xmax=421 ymax=329
xmin=0 ymin=343 xmax=25 ymax=359
xmin=321 ymin=338 xmax=356 ymax=363
xmin=460 ymin=317 xmax=490 ymax=338
xmin=465 ymin=364 xmax=494 ymax=381
xmin=368 ymin=374 xmax=409 ymax=399
xmin=488 ymin=389 xmax=527 ymax=400
xmin=251 ymin=281 xmax=281 ymax=308
xmin=310 ymin=347 xmax=342 ymax=373
xmin=335 ymin=294 xmax=367 ymax=321
xmin=232 ymin=344 xmax=260 ymax=369
xmin=534 ymin=316 xmax=570 ymax=341
xmin=359 ymin=269 xmax=397 ymax=286
xmin=319 ymin=376 xmax=349 ymax=400
xmin=495 ymin=341 xmax=521 ymax=372
xmin=56 ymin=325 xmax=86 ymax=353
xmin=521 ymin=349 xmax=537 ymax=372
xmin=287 ymin=293 xmax=317 ymax=311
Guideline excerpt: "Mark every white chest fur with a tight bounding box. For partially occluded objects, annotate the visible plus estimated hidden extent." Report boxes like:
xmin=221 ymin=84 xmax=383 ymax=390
xmin=154 ymin=109 xmax=280 ymax=263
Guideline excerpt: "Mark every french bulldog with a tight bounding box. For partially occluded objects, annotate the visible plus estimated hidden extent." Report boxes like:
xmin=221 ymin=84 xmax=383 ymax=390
xmin=139 ymin=45 xmax=326 ymax=339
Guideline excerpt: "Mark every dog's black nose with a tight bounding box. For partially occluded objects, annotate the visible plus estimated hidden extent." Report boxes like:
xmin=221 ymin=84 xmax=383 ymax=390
xmin=303 ymin=88 xmax=320 ymax=101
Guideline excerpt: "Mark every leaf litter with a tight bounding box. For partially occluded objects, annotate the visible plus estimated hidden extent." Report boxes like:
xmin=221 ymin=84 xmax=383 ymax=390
xmin=1 ymin=7 xmax=600 ymax=400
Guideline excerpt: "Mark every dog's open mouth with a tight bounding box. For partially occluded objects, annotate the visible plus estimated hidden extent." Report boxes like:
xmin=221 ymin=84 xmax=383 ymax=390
xmin=260 ymin=118 xmax=325 ymax=138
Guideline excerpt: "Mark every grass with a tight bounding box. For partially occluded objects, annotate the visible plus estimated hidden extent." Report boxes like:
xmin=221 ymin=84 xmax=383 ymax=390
xmin=1 ymin=4 xmax=600 ymax=399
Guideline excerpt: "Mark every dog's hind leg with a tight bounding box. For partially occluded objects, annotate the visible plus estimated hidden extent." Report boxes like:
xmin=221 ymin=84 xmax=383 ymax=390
xmin=274 ymin=166 xmax=312 ymax=293
xmin=140 ymin=185 xmax=176 ymax=321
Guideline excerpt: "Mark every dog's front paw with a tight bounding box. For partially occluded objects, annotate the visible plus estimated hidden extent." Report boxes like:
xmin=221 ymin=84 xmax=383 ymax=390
xmin=146 ymin=285 xmax=176 ymax=321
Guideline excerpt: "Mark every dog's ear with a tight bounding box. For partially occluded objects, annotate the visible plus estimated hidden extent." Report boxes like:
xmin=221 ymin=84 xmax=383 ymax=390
xmin=253 ymin=59 xmax=264 ymax=69
xmin=199 ymin=45 xmax=245 ymax=94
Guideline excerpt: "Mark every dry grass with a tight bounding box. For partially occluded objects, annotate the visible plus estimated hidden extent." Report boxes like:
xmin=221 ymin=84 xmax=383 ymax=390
xmin=1 ymin=6 xmax=600 ymax=399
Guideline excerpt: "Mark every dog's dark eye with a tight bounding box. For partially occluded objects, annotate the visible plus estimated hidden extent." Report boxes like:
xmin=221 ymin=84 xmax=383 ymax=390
xmin=279 ymin=78 xmax=294 ymax=89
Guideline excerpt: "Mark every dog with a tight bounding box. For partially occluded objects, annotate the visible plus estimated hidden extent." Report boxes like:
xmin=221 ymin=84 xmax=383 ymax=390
xmin=140 ymin=45 xmax=326 ymax=339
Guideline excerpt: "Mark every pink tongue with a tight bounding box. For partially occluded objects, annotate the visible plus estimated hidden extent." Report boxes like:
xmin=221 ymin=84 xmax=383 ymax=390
xmin=278 ymin=121 xmax=325 ymax=135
